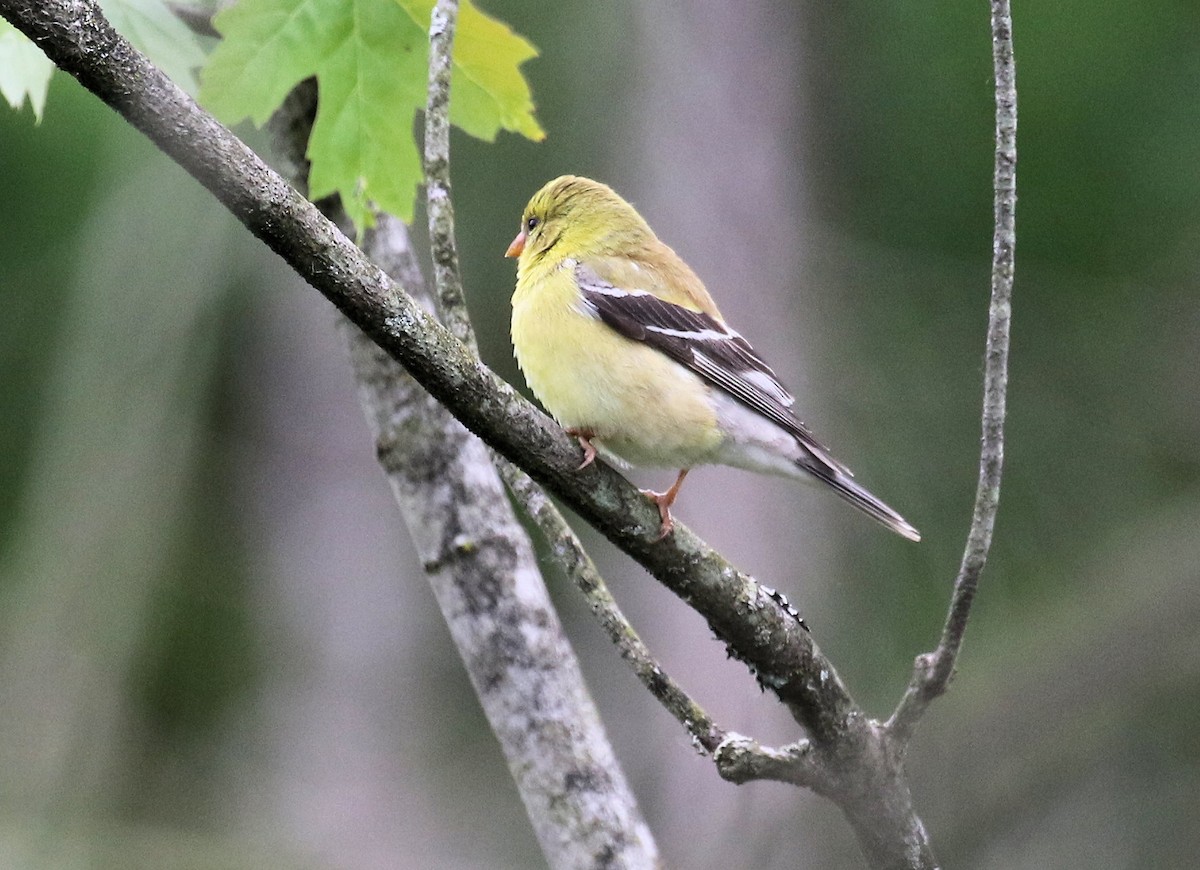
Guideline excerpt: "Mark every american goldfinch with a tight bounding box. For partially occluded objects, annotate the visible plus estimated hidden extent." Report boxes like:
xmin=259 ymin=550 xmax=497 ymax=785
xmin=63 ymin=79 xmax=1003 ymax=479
xmin=505 ymin=175 xmax=920 ymax=542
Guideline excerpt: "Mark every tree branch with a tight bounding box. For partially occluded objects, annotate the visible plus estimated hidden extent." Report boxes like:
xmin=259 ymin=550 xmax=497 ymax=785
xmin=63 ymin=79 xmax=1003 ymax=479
xmin=713 ymin=736 xmax=822 ymax=790
xmin=423 ymin=0 xmax=472 ymax=350
xmin=888 ymin=0 xmax=1016 ymax=742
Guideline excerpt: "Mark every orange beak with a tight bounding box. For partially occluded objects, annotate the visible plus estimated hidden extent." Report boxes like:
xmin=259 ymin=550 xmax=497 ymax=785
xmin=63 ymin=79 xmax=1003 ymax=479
xmin=505 ymin=230 xmax=526 ymax=258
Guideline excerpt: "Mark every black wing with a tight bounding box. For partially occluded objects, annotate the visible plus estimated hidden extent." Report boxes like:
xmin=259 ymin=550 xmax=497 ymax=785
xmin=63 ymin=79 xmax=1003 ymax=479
xmin=574 ymin=263 xmax=845 ymax=470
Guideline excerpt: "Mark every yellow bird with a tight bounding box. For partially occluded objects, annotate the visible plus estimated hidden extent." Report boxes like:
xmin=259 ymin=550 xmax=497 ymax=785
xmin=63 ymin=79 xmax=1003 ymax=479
xmin=505 ymin=175 xmax=920 ymax=542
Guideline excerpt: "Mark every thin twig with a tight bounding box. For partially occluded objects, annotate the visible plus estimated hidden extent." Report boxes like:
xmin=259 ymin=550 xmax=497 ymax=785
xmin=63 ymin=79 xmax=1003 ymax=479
xmin=421 ymin=0 xmax=725 ymax=753
xmin=500 ymin=464 xmax=726 ymax=751
xmin=424 ymin=0 xmax=472 ymax=349
xmin=888 ymin=0 xmax=1016 ymax=742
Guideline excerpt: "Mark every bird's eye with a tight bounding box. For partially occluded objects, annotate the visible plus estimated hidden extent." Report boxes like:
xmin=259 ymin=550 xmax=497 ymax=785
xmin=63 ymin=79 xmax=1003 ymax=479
xmin=526 ymin=216 xmax=539 ymax=233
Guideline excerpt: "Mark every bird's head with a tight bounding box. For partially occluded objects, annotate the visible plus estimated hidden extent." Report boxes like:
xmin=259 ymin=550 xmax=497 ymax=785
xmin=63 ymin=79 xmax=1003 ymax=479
xmin=505 ymin=175 xmax=655 ymax=269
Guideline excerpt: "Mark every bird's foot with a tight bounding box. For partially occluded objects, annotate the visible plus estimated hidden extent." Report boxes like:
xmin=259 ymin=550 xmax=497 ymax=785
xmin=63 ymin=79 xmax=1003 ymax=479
xmin=640 ymin=468 xmax=690 ymax=541
xmin=564 ymin=427 xmax=597 ymax=470
xmin=639 ymin=490 xmax=676 ymax=540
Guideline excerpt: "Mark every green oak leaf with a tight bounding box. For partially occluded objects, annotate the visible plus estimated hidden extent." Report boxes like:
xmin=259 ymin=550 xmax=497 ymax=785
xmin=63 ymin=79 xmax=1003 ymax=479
xmin=200 ymin=0 xmax=542 ymax=231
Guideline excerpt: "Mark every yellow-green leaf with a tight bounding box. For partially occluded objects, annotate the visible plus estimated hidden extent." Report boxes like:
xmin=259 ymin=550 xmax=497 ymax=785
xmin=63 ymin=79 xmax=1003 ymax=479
xmin=200 ymin=0 xmax=542 ymax=232
xmin=396 ymin=0 xmax=544 ymax=142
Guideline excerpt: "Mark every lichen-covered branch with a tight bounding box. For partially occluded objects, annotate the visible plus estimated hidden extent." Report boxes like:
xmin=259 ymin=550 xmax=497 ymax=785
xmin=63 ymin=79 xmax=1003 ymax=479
xmin=713 ymin=736 xmax=821 ymax=789
xmin=888 ymin=0 xmax=1016 ymax=742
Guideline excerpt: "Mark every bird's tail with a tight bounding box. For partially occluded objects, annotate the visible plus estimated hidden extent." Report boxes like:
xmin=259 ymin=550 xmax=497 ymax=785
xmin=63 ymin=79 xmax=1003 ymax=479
xmin=810 ymin=464 xmax=921 ymax=542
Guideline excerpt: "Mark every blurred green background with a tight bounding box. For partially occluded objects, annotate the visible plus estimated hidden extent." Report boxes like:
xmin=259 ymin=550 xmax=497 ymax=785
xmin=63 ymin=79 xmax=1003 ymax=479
xmin=2 ymin=0 xmax=1198 ymax=867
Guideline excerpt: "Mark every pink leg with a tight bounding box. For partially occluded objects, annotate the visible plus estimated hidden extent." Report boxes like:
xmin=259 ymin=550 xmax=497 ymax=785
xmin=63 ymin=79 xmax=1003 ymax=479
xmin=641 ymin=468 xmax=690 ymax=540
xmin=564 ymin=427 xmax=597 ymax=470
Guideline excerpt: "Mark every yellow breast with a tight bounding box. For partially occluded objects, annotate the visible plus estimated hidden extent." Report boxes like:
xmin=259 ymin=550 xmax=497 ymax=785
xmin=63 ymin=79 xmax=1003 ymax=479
xmin=511 ymin=263 xmax=722 ymax=468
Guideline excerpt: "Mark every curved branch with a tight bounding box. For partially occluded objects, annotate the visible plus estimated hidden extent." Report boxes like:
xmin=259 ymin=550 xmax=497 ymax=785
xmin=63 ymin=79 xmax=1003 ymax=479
xmin=889 ymin=0 xmax=1016 ymax=742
